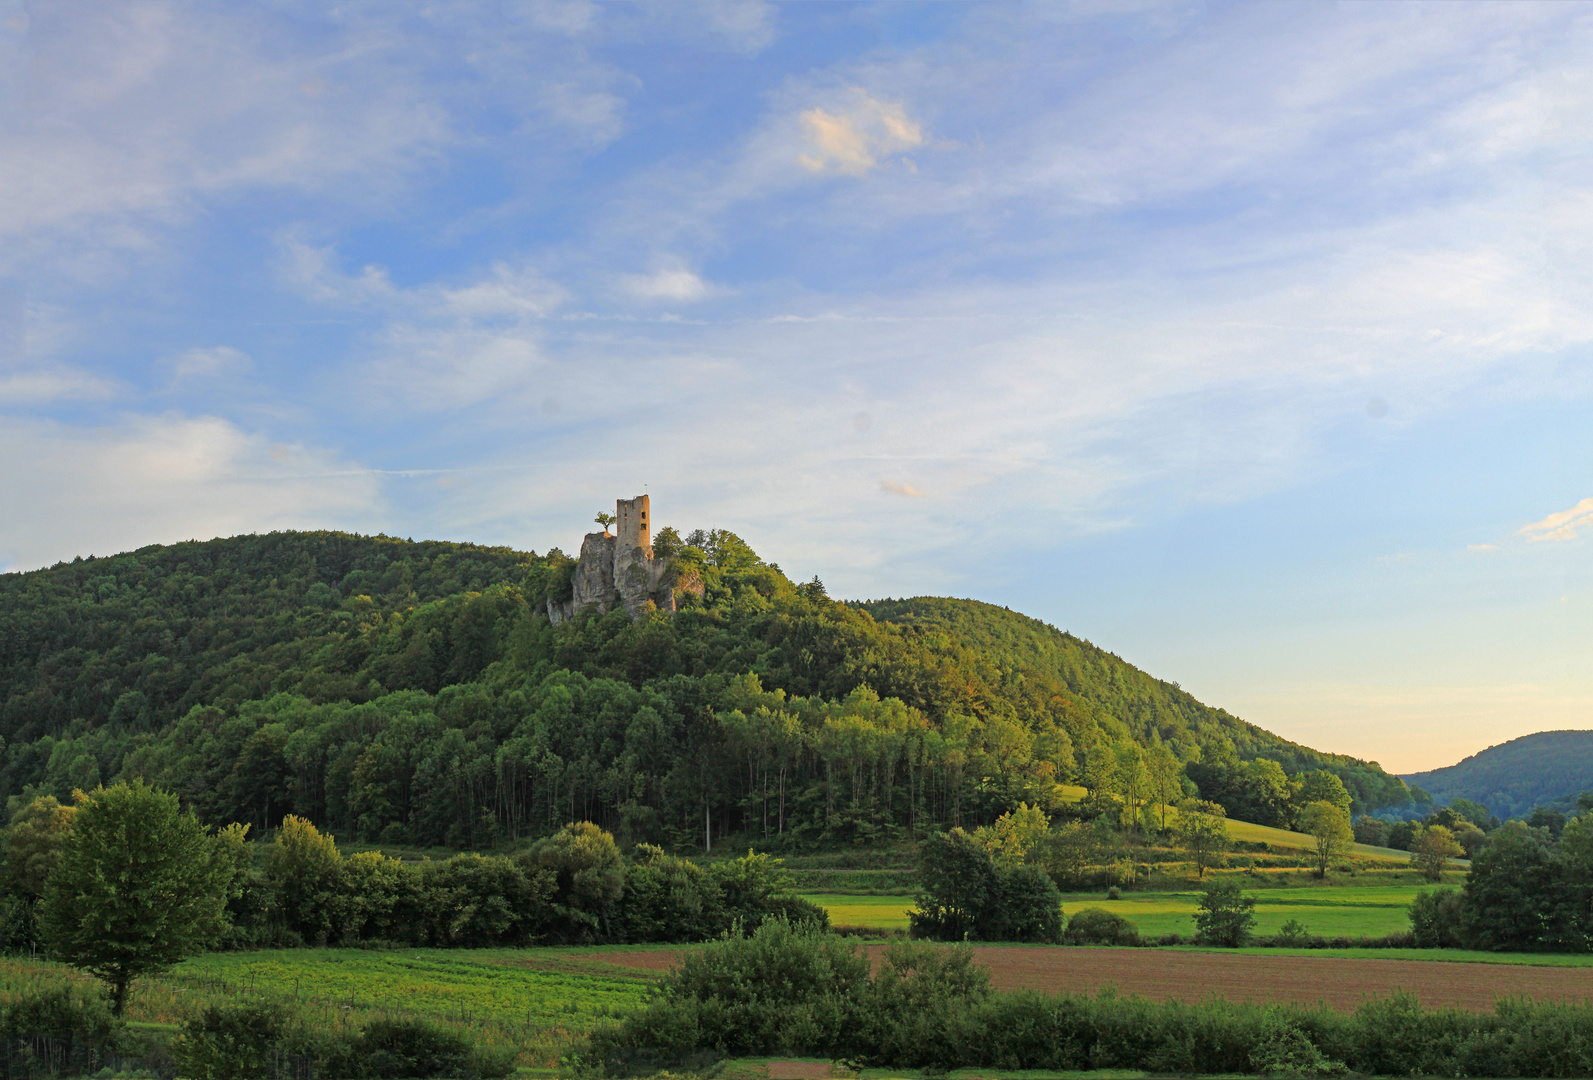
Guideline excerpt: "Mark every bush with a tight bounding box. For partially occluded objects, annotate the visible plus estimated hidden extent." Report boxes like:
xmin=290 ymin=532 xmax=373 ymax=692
xmin=584 ymin=930 xmax=1593 ymax=1077
xmin=1274 ymin=919 xmax=1312 ymax=947
xmin=1106 ymin=886 xmax=1121 ymax=900
xmin=1408 ymin=887 xmax=1465 ymax=948
xmin=0 ymin=987 xmax=122 ymax=1078
xmin=1194 ymin=878 xmax=1255 ymax=947
xmin=910 ymin=830 xmax=1062 ymax=942
xmin=1063 ymin=908 xmax=1141 ymax=946
xmin=171 ymin=1001 xmax=509 ymax=1080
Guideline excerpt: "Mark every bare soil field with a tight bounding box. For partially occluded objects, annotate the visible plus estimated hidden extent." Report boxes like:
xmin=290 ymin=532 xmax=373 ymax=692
xmin=587 ymin=946 xmax=1593 ymax=1012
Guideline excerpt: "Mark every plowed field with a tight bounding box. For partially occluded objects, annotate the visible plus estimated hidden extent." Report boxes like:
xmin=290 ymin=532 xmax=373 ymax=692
xmin=592 ymin=946 xmax=1593 ymax=1012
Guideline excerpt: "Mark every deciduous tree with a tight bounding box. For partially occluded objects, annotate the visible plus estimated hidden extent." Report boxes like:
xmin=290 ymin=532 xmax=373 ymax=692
xmin=40 ymin=781 xmax=239 ymax=1014
xmin=1297 ymin=800 xmax=1354 ymax=878
xmin=1172 ymin=799 xmax=1230 ymax=878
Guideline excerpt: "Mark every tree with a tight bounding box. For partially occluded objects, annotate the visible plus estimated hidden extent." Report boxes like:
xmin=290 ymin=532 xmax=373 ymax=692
xmin=975 ymin=803 xmax=1048 ymax=867
xmin=267 ymin=815 xmax=344 ymax=944
xmin=594 ymin=512 xmax=616 ymax=535
xmin=1411 ymin=824 xmax=1463 ymax=882
xmin=1297 ymin=801 xmax=1354 ymax=878
xmin=5 ymin=796 xmax=76 ymax=900
xmin=1036 ymin=820 xmax=1098 ymax=887
xmin=911 ymin=829 xmax=996 ymax=941
xmin=1291 ymin=770 xmax=1352 ymax=820
xmin=1172 ymin=799 xmax=1230 ymax=878
xmin=1081 ymin=744 xmax=1118 ymax=813
xmin=39 ymin=781 xmax=239 ymax=1014
xmin=529 ymin=821 xmax=624 ymax=942
xmin=1145 ymin=745 xmax=1182 ymax=833
xmin=1193 ymin=877 xmax=1255 ymax=946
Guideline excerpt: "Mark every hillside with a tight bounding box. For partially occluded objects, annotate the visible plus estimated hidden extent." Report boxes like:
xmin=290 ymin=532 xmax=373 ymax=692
xmin=0 ymin=530 xmax=1411 ymax=849
xmin=1402 ymin=730 xmax=1593 ymax=819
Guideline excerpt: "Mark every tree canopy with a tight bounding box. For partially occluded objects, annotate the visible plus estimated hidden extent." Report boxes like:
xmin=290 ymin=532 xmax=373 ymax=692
xmin=0 ymin=530 xmax=1413 ymax=849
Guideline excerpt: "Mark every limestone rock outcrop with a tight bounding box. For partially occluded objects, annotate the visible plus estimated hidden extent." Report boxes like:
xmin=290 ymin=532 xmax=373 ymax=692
xmin=546 ymin=495 xmax=702 ymax=624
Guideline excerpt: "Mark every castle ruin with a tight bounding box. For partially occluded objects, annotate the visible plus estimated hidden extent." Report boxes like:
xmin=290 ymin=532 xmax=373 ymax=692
xmin=546 ymin=494 xmax=701 ymax=624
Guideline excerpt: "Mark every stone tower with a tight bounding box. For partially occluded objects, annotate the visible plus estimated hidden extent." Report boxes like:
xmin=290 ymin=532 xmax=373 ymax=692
xmin=614 ymin=495 xmax=652 ymax=558
xmin=546 ymin=492 xmax=701 ymax=625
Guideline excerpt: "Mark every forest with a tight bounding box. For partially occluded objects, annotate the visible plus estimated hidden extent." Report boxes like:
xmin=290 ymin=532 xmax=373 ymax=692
xmin=0 ymin=530 xmax=1415 ymax=850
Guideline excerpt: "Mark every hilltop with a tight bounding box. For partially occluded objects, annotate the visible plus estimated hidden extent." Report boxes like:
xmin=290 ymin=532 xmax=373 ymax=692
xmin=0 ymin=528 xmax=1411 ymax=848
xmin=1401 ymin=730 xmax=1593 ymax=820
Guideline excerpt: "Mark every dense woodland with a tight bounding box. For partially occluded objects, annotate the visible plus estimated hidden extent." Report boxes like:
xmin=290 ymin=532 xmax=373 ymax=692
xmin=0 ymin=530 xmax=1413 ymax=850
xmin=1402 ymin=730 xmax=1593 ymax=820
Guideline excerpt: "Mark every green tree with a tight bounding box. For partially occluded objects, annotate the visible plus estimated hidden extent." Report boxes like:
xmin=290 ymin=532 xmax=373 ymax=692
xmin=1411 ymin=824 xmax=1462 ymax=882
xmin=5 ymin=795 xmax=76 ymax=900
xmin=594 ymin=512 xmax=616 ymax=534
xmin=1291 ymin=770 xmax=1352 ymax=820
xmin=1297 ymin=800 xmax=1354 ymax=878
xmin=266 ymin=815 xmax=344 ymax=944
xmin=39 ymin=781 xmax=237 ymax=1014
xmin=911 ymin=828 xmax=996 ymax=941
xmin=1172 ymin=799 xmax=1230 ymax=878
xmin=529 ymin=821 xmax=624 ymax=942
xmin=1145 ymin=745 xmax=1182 ymax=833
xmin=1193 ymin=877 xmax=1255 ymax=946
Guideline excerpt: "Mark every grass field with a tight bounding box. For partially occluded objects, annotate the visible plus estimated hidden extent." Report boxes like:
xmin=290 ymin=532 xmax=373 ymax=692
xmin=0 ymin=946 xmax=659 ymax=1069
xmin=804 ymin=882 xmax=1454 ymax=939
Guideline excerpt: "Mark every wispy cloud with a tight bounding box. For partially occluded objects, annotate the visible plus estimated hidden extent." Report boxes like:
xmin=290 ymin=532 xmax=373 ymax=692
xmin=1521 ymin=498 xmax=1593 ymax=542
xmin=0 ymin=414 xmax=384 ymax=571
xmin=798 ymin=90 xmax=924 ymax=177
xmin=881 ymin=480 xmax=925 ymax=498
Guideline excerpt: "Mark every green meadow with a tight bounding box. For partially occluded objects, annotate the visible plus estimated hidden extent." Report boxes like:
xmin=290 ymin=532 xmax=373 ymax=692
xmin=0 ymin=947 xmax=659 ymax=1069
xmin=804 ymin=882 xmax=1457 ymax=939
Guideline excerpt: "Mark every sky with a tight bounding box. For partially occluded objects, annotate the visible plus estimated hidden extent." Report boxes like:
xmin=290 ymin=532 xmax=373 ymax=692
xmin=2 ymin=1 xmax=1591 ymax=775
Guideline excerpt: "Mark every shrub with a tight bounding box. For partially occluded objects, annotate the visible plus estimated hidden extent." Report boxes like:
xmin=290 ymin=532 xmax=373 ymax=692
xmin=1062 ymin=908 xmax=1140 ymax=946
xmin=1274 ymin=919 xmax=1312 ymax=947
xmin=1106 ymin=886 xmax=1122 ymax=900
xmin=171 ymin=1001 xmax=293 ymax=1080
xmin=0 ymin=987 xmax=121 ymax=1078
xmin=911 ymin=830 xmax=1062 ymax=942
xmin=1408 ymin=887 xmax=1465 ymax=948
xmin=1194 ymin=877 xmax=1255 ymax=947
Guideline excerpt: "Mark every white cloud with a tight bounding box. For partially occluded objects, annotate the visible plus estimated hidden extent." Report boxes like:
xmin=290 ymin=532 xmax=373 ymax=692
xmin=1521 ymin=498 xmax=1593 ymax=542
xmin=0 ymin=368 xmax=114 ymax=403
xmin=0 ymin=414 xmax=384 ymax=570
xmin=620 ymin=266 xmax=714 ymax=302
xmin=881 ymin=480 xmax=924 ymax=498
xmin=166 ymin=346 xmax=252 ymax=382
xmin=798 ymin=90 xmax=925 ymax=177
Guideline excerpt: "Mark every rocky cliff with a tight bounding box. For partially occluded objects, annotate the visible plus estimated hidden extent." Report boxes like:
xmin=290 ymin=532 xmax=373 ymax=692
xmin=546 ymin=529 xmax=700 ymax=624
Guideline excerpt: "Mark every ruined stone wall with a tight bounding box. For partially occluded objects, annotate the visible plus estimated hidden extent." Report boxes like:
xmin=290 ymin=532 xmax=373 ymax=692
xmin=547 ymin=494 xmax=701 ymax=625
xmin=615 ymin=495 xmax=651 ymax=557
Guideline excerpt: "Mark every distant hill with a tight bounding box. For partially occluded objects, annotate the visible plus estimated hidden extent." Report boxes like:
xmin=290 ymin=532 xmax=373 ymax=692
xmin=1402 ymin=731 xmax=1593 ymax=820
xmin=0 ymin=530 xmax=1412 ymax=848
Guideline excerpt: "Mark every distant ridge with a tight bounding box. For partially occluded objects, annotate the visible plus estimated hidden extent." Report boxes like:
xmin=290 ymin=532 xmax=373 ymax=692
xmin=1401 ymin=730 xmax=1593 ymax=819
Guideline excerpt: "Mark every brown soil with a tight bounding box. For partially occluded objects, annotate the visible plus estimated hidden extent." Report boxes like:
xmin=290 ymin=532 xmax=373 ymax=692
xmin=592 ymin=946 xmax=1593 ymax=1012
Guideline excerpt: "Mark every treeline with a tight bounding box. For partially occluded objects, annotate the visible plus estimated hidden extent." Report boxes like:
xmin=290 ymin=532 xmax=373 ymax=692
xmin=0 ymin=531 xmax=1413 ymax=850
xmin=2 ymin=794 xmax=822 ymax=953
xmin=1408 ymin=811 xmax=1593 ymax=952
xmin=586 ymin=919 xmax=1593 ymax=1078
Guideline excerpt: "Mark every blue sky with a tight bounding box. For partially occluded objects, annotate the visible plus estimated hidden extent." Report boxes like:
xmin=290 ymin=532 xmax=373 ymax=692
xmin=3 ymin=1 xmax=1591 ymax=774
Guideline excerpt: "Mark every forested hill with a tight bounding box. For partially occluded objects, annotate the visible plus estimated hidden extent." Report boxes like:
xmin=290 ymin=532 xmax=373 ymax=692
xmin=861 ymin=597 xmax=1393 ymax=777
xmin=1402 ymin=730 xmax=1593 ymax=820
xmin=0 ymin=529 xmax=1410 ymax=850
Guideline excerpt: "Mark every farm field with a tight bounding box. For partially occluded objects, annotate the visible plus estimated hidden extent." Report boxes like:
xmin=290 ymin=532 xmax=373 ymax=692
xmin=804 ymin=883 xmax=1441 ymax=939
xmin=590 ymin=944 xmax=1593 ymax=1012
